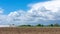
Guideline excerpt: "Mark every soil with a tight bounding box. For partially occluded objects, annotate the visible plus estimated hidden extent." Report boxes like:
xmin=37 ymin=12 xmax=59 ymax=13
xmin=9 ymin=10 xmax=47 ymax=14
xmin=0 ymin=27 xmax=60 ymax=34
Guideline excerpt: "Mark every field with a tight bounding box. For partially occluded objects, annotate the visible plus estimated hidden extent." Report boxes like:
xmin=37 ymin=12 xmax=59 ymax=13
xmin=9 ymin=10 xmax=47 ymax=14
xmin=0 ymin=27 xmax=60 ymax=34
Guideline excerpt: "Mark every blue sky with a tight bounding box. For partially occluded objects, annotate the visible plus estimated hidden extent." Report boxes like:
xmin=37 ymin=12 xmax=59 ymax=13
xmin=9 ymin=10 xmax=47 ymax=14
xmin=0 ymin=0 xmax=60 ymax=26
xmin=0 ymin=0 xmax=50 ymax=14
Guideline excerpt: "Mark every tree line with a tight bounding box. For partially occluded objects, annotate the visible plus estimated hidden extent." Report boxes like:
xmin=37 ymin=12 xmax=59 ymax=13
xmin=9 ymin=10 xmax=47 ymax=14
xmin=18 ymin=23 xmax=60 ymax=27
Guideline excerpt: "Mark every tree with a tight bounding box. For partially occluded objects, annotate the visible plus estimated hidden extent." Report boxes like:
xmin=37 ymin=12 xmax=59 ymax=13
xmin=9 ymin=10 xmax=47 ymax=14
xmin=27 ymin=25 xmax=31 ymax=27
xmin=51 ymin=24 xmax=53 ymax=27
xmin=48 ymin=24 xmax=53 ymax=27
xmin=54 ymin=23 xmax=60 ymax=27
xmin=19 ymin=25 xmax=31 ymax=27
xmin=36 ymin=24 xmax=42 ymax=27
xmin=41 ymin=24 xmax=44 ymax=27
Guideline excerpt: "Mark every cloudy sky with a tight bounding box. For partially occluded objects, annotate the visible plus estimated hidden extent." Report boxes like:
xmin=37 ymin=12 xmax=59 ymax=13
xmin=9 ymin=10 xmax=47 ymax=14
xmin=0 ymin=0 xmax=60 ymax=25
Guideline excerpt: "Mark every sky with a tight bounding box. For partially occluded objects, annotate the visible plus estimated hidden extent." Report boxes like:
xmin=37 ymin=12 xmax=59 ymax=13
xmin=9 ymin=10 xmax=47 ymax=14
xmin=0 ymin=0 xmax=50 ymax=14
xmin=0 ymin=0 xmax=60 ymax=26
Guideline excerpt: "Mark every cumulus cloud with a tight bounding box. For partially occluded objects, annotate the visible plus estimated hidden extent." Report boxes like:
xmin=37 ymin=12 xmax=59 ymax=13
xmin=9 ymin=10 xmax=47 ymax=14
xmin=0 ymin=0 xmax=60 ymax=25
xmin=0 ymin=8 xmax=4 ymax=14
xmin=28 ymin=0 xmax=60 ymax=20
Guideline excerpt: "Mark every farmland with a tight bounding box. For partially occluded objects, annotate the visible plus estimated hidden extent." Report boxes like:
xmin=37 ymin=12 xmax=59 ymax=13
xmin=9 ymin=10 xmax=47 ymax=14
xmin=0 ymin=27 xmax=60 ymax=34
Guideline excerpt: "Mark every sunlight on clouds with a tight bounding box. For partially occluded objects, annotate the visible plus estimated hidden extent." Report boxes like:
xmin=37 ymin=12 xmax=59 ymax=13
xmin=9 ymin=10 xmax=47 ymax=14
xmin=0 ymin=0 xmax=60 ymax=25
xmin=28 ymin=0 xmax=60 ymax=20
xmin=29 ymin=1 xmax=60 ymax=12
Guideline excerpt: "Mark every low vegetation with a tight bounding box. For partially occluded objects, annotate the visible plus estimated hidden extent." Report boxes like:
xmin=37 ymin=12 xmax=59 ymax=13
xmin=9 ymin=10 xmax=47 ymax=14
xmin=18 ymin=23 xmax=60 ymax=27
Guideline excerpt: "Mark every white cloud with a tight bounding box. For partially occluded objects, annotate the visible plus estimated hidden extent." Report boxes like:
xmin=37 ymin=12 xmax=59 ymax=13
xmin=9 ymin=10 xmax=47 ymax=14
xmin=0 ymin=8 xmax=4 ymax=14
xmin=28 ymin=0 xmax=60 ymax=20
xmin=53 ymin=0 xmax=60 ymax=1
xmin=0 ymin=0 xmax=60 ymax=25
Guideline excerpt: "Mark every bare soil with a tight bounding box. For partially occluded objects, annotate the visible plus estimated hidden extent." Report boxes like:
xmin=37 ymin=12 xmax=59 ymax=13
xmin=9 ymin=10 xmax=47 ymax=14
xmin=0 ymin=27 xmax=60 ymax=34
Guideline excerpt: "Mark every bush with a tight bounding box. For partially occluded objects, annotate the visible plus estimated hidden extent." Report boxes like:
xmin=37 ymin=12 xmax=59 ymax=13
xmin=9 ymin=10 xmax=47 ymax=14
xmin=36 ymin=24 xmax=42 ymax=27
xmin=54 ymin=23 xmax=60 ymax=27
xmin=48 ymin=24 xmax=53 ymax=27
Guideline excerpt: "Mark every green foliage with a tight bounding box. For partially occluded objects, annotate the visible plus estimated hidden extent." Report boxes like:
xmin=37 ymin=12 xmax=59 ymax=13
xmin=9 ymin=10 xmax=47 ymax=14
xmin=54 ymin=23 xmax=60 ymax=27
xmin=41 ymin=24 xmax=44 ymax=27
xmin=19 ymin=25 xmax=32 ymax=27
xmin=36 ymin=24 xmax=44 ymax=27
xmin=48 ymin=24 xmax=54 ymax=27
xmin=18 ymin=23 xmax=60 ymax=27
xmin=50 ymin=24 xmax=53 ymax=27
xmin=27 ymin=25 xmax=31 ymax=27
xmin=36 ymin=24 xmax=42 ymax=26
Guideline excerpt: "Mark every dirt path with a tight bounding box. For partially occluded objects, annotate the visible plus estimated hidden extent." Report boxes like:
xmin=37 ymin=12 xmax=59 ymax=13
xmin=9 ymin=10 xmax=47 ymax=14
xmin=0 ymin=27 xmax=60 ymax=34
